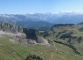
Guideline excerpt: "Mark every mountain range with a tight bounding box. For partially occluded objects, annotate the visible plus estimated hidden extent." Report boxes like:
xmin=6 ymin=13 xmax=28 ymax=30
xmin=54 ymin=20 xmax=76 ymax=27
xmin=0 ymin=12 xmax=83 ymax=30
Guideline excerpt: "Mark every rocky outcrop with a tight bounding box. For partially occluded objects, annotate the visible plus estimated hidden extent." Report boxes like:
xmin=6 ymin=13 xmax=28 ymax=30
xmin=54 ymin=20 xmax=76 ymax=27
xmin=0 ymin=22 xmax=45 ymax=45
xmin=23 ymin=28 xmax=43 ymax=43
xmin=0 ymin=22 xmax=23 ymax=33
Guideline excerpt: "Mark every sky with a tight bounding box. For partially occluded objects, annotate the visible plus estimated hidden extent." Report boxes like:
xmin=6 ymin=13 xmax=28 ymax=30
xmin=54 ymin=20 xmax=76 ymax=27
xmin=0 ymin=0 xmax=83 ymax=14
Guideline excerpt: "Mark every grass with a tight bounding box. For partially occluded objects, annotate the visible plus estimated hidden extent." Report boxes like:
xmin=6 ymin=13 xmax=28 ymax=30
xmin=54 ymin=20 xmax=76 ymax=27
xmin=1 ymin=24 xmax=83 ymax=60
xmin=0 ymin=35 xmax=83 ymax=60
xmin=37 ymin=24 xmax=83 ymax=60
xmin=0 ymin=36 xmax=55 ymax=60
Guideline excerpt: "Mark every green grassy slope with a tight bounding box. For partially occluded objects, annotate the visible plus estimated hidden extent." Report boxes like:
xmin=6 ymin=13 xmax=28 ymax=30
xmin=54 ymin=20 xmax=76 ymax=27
xmin=38 ymin=24 xmax=83 ymax=60
xmin=0 ymin=35 xmax=83 ymax=60
xmin=1 ymin=23 xmax=83 ymax=60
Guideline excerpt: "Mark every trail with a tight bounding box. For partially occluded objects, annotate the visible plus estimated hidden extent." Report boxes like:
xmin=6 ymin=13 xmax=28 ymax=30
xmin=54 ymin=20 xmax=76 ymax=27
xmin=49 ymin=42 xmax=56 ymax=60
xmin=49 ymin=52 xmax=53 ymax=60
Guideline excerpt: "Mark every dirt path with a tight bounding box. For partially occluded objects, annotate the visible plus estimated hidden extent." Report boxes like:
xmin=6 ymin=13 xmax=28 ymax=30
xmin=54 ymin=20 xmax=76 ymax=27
xmin=49 ymin=52 xmax=53 ymax=60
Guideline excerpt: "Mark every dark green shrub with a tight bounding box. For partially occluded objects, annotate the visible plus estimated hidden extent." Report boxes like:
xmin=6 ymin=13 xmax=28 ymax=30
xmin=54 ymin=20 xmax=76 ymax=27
xmin=25 ymin=54 xmax=43 ymax=60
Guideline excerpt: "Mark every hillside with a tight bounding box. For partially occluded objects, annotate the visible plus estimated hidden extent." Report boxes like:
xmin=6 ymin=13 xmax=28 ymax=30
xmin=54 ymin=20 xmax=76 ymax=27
xmin=1 ymin=22 xmax=83 ymax=60
xmin=0 ymin=22 xmax=49 ymax=45
xmin=40 ymin=23 xmax=83 ymax=56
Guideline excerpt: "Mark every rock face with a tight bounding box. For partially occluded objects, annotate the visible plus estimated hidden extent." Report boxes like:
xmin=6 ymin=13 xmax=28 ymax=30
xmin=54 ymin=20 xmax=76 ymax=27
xmin=0 ymin=22 xmax=23 ymax=33
xmin=0 ymin=22 xmax=45 ymax=45
xmin=23 ymin=28 xmax=43 ymax=43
